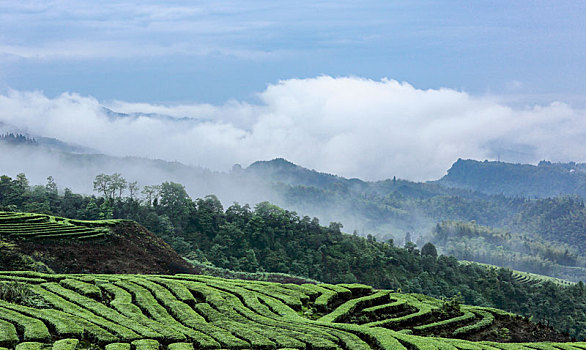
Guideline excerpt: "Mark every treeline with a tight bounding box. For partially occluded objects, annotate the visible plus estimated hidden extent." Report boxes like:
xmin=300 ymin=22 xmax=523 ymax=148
xmin=437 ymin=158 xmax=586 ymax=198
xmin=0 ymin=133 xmax=38 ymax=145
xmin=275 ymin=175 xmax=586 ymax=281
xmin=0 ymin=172 xmax=585 ymax=339
xmin=431 ymin=221 xmax=586 ymax=282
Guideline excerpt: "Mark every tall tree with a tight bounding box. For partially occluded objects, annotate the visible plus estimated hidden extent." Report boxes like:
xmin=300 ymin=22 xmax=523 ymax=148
xmin=128 ymin=181 xmax=139 ymax=200
xmin=45 ymin=176 xmax=58 ymax=196
xmin=159 ymin=182 xmax=191 ymax=225
xmin=110 ymin=173 xmax=127 ymax=199
xmin=93 ymin=174 xmax=112 ymax=199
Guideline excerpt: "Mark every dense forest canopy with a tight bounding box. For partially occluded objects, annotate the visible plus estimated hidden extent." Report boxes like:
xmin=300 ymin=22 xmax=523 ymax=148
xmin=438 ymin=159 xmax=586 ymax=198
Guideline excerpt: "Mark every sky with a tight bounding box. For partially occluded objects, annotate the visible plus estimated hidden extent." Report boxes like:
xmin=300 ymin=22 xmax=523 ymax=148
xmin=0 ymin=1 xmax=585 ymax=181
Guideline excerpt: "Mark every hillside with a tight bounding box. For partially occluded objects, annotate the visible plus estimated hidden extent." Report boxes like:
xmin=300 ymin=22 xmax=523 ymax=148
xmin=0 ymin=212 xmax=196 ymax=275
xmin=1 ymin=177 xmax=586 ymax=339
xmin=245 ymin=158 xmax=366 ymax=188
xmin=0 ymin=271 xmax=581 ymax=349
xmin=243 ymin=159 xmax=586 ymax=282
xmin=6 ymin=138 xmax=586 ymax=281
xmin=437 ymin=159 xmax=586 ymax=197
xmin=431 ymin=220 xmax=586 ymax=282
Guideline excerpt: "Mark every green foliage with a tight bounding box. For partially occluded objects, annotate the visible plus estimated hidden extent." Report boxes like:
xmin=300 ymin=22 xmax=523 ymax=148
xmin=105 ymin=344 xmax=130 ymax=350
xmin=438 ymin=159 xmax=586 ymax=198
xmin=131 ymin=339 xmax=159 ymax=350
xmin=0 ymin=319 xmax=19 ymax=347
xmin=0 ymin=211 xmax=116 ymax=241
xmin=452 ymin=309 xmax=495 ymax=336
xmin=440 ymin=294 xmax=462 ymax=317
xmin=14 ymin=342 xmax=43 ymax=350
xmin=0 ymin=272 xmax=580 ymax=349
xmin=432 ymin=220 xmax=586 ymax=282
xmin=0 ymin=306 xmax=51 ymax=342
xmin=0 ymin=281 xmax=34 ymax=304
xmin=421 ymin=242 xmax=438 ymax=258
xmin=1 ymin=173 xmax=586 ymax=339
xmin=51 ymin=338 xmax=79 ymax=350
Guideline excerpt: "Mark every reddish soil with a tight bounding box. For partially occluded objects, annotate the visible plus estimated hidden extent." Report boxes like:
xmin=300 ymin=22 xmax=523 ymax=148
xmin=11 ymin=221 xmax=197 ymax=275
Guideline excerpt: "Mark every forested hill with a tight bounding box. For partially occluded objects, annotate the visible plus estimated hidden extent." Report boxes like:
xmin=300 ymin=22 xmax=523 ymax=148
xmin=1 ymin=176 xmax=585 ymax=339
xmin=244 ymin=158 xmax=362 ymax=188
xmin=437 ymin=159 xmax=586 ymax=197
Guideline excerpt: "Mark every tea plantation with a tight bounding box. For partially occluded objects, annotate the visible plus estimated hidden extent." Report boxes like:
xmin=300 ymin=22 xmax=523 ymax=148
xmin=0 ymin=271 xmax=584 ymax=350
xmin=0 ymin=212 xmax=116 ymax=241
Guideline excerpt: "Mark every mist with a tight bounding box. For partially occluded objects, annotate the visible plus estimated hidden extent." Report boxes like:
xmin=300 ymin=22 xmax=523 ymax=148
xmin=0 ymin=143 xmax=277 ymax=210
xmin=1 ymin=76 xmax=585 ymax=182
xmin=2 ymin=75 xmax=586 ymax=240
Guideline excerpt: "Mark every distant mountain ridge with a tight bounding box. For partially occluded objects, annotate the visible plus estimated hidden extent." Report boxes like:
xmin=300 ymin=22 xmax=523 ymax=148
xmin=0 ymin=131 xmax=96 ymax=154
xmin=3 ymin=137 xmax=586 ymax=283
xmin=436 ymin=159 xmax=586 ymax=198
xmin=245 ymin=158 xmax=366 ymax=188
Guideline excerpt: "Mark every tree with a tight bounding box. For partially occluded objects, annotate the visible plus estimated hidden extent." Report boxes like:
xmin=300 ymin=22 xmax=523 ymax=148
xmin=142 ymin=185 xmax=161 ymax=205
xmin=421 ymin=242 xmax=438 ymax=258
xmin=15 ymin=173 xmax=29 ymax=192
xmin=99 ymin=200 xmax=113 ymax=219
xmin=81 ymin=198 xmax=100 ymax=220
xmin=405 ymin=241 xmax=419 ymax=254
xmin=127 ymin=181 xmax=139 ymax=200
xmin=110 ymin=173 xmax=127 ymax=199
xmin=45 ymin=176 xmax=58 ymax=196
xmin=93 ymin=174 xmax=112 ymax=199
xmin=405 ymin=231 xmax=412 ymax=244
xmin=159 ymin=182 xmax=191 ymax=225
xmin=196 ymin=195 xmax=225 ymax=239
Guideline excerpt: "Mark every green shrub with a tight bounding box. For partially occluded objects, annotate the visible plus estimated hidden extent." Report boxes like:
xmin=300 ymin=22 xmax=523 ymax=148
xmin=104 ymin=343 xmax=131 ymax=350
xmin=0 ymin=281 xmax=34 ymax=304
xmin=15 ymin=342 xmax=43 ymax=350
xmin=131 ymin=339 xmax=159 ymax=350
xmin=51 ymin=338 xmax=79 ymax=350
xmin=167 ymin=343 xmax=194 ymax=350
xmin=0 ymin=319 xmax=19 ymax=347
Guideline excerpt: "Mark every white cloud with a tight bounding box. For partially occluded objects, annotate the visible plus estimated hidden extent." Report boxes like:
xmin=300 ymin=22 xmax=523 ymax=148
xmin=1 ymin=76 xmax=585 ymax=181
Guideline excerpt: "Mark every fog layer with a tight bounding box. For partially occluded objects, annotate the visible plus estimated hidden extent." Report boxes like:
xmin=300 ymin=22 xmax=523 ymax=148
xmin=1 ymin=76 xmax=585 ymax=181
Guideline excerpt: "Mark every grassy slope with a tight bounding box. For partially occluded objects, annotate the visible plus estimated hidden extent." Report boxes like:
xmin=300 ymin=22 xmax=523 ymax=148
xmin=0 ymin=271 xmax=583 ymax=350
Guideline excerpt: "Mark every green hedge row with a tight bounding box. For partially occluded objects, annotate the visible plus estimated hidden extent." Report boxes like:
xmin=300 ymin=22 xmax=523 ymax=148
xmin=113 ymin=280 xmax=220 ymax=349
xmin=453 ymin=310 xmax=495 ymax=336
xmin=0 ymin=306 xmax=51 ymax=342
xmin=0 ymin=272 xmax=585 ymax=350
xmin=318 ymin=290 xmax=391 ymax=323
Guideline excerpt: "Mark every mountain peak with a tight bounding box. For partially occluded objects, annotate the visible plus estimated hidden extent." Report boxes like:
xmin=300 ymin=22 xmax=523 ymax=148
xmin=248 ymin=157 xmax=298 ymax=169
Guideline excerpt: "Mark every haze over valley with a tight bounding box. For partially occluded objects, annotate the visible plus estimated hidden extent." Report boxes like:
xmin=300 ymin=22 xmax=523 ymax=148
xmin=1 ymin=1 xmax=586 ymax=346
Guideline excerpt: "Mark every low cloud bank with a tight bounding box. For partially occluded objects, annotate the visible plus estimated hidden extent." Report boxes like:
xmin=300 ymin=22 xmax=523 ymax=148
xmin=1 ymin=76 xmax=585 ymax=181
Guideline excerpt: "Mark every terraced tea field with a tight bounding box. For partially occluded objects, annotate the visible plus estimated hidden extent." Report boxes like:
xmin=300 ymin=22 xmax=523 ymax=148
xmin=460 ymin=261 xmax=576 ymax=287
xmin=0 ymin=271 xmax=584 ymax=350
xmin=0 ymin=212 xmax=118 ymax=241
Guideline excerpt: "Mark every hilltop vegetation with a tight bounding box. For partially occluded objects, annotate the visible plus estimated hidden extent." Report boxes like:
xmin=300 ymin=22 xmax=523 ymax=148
xmin=246 ymin=160 xmax=586 ymax=282
xmin=432 ymin=221 xmax=586 ymax=282
xmin=437 ymin=158 xmax=586 ymax=198
xmin=2 ymin=138 xmax=586 ymax=282
xmin=0 ymin=271 xmax=580 ymax=349
xmin=1 ymin=174 xmax=586 ymax=339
